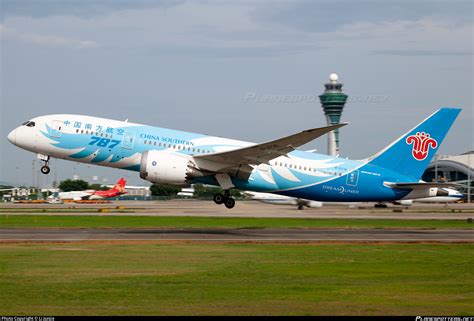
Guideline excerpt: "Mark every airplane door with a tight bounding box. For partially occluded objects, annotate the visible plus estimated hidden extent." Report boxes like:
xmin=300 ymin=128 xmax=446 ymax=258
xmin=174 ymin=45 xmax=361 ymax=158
xmin=50 ymin=120 xmax=63 ymax=138
xmin=122 ymin=132 xmax=134 ymax=149
xmin=346 ymin=170 xmax=359 ymax=186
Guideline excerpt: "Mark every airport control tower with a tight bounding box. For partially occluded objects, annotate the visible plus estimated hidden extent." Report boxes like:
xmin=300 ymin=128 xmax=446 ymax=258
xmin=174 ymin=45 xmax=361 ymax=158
xmin=319 ymin=73 xmax=348 ymax=156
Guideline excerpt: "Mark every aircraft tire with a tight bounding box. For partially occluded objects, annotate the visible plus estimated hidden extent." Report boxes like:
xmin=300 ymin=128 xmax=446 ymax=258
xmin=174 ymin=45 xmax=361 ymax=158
xmin=224 ymin=197 xmax=235 ymax=209
xmin=40 ymin=166 xmax=51 ymax=175
xmin=213 ymin=193 xmax=224 ymax=205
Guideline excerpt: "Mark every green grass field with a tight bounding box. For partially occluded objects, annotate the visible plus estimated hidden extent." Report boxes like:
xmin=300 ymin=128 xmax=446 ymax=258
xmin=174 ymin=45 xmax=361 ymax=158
xmin=0 ymin=242 xmax=472 ymax=315
xmin=0 ymin=214 xmax=472 ymax=229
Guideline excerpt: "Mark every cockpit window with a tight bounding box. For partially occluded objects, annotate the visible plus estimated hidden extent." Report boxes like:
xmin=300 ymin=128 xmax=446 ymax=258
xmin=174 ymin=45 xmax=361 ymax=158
xmin=22 ymin=121 xmax=30 ymax=126
xmin=26 ymin=121 xmax=35 ymax=127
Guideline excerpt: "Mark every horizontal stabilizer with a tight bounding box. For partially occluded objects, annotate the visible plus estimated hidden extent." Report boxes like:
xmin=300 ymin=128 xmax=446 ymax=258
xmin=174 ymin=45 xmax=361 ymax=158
xmin=385 ymin=182 xmax=461 ymax=190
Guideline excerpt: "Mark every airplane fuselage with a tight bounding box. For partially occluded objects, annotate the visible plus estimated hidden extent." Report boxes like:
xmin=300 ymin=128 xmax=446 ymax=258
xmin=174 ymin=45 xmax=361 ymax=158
xmin=7 ymin=110 xmax=459 ymax=204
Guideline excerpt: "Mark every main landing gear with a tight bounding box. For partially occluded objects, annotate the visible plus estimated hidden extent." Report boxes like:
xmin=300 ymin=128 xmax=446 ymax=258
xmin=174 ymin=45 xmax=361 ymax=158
xmin=374 ymin=203 xmax=387 ymax=208
xmin=213 ymin=190 xmax=236 ymax=209
xmin=38 ymin=154 xmax=51 ymax=175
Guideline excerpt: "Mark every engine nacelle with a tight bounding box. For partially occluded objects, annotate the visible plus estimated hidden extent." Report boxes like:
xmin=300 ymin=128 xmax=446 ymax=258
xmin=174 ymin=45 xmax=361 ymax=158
xmin=140 ymin=151 xmax=193 ymax=186
xmin=393 ymin=200 xmax=413 ymax=206
xmin=307 ymin=201 xmax=323 ymax=208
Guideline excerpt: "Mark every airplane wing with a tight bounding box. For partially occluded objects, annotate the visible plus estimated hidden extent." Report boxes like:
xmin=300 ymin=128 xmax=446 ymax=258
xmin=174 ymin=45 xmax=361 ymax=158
xmin=194 ymin=123 xmax=347 ymax=166
xmin=385 ymin=182 xmax=461 ymax=190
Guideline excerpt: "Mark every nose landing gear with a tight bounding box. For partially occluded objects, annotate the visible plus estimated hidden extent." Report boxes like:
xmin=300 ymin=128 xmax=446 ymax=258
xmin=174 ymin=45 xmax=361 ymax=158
xmin=213 ymin=190 xmax=235 ymax=209
xmin=38 ymin=154 xmax=51 ymax=175
xmin=40 ymin=165 xmax=50 ymax=175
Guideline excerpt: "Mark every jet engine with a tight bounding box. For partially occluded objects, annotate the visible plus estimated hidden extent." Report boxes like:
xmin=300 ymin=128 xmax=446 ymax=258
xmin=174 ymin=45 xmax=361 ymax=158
xmin=393 ymin=200 xmax=413 ymax=206
xmin=139 ymin=151 xmax=196 ymax=186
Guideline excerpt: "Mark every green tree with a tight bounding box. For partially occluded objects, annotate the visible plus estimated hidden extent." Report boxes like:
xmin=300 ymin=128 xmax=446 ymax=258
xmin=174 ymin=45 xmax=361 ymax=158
xmin=89 ymin=184 xmax=109 ymax=191
xmin=59 ymin=179 xmax=89 ymax=192
xmin=193 ymin=184 xmax=221 ymax=198
xmin=193 ymin=184 xmax=242 ymax=198
xmin=150 ymin=183 xmax=181 ymax=196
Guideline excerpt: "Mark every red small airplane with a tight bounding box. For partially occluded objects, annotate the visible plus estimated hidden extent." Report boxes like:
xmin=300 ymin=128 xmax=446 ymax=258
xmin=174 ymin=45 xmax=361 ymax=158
xmin=50 ymin=178 xmax=127 ymax=201
xmin=91 ymin=177 xmax=127 ymax=199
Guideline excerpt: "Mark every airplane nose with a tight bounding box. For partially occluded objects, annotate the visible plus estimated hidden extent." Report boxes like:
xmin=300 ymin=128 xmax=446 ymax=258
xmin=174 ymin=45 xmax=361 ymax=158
xmin=7 ymin=129 xmax=16 ymax=145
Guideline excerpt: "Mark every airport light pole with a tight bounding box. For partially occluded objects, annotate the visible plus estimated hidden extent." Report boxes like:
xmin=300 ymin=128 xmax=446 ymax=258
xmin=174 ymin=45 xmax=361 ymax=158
xmin=468 ymin=153 xmax=471 ymax=203
xmin=31 ymin=160 xmax=35 ymax=187
xmin=15 ymin=166 xmax=19 ymax=187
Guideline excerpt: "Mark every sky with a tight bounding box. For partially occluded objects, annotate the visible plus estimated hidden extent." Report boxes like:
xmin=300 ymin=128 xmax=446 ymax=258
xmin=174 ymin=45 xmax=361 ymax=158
xmin=0 ymin=0 xmax=472 ymax=187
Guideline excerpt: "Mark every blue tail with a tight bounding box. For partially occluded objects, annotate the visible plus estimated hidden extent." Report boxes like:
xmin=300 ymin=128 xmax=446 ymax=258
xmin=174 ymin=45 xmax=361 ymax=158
xmin=368 ymin=107 xmax=461 ymax=180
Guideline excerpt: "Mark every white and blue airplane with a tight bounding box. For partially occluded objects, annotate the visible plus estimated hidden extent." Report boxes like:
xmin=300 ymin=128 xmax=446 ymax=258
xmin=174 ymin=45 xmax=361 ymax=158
xmin=7 ymin=108 xmax=461 ymax=209
xmin=244 ymin=188 xmax=463 ymax=210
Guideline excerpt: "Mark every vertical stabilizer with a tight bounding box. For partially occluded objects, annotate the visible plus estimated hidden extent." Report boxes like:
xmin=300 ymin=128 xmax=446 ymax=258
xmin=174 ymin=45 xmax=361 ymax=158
xmin=368 ymin=108 xmax=461 ymax=180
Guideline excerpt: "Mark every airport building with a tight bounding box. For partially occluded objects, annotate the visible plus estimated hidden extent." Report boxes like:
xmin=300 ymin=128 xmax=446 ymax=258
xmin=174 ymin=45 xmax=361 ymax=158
xmin=1 ymin=188 xmax=38 ymax=202
xmin=422 ymin=151 xmax=473 ymax=201
xmin=319 ymin=73 xmax=348 ymax=156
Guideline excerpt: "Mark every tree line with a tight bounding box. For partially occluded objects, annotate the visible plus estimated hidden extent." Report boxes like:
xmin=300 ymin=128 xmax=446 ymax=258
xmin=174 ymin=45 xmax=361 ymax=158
xmin=57 ymin=179 xmax=241 ymax=198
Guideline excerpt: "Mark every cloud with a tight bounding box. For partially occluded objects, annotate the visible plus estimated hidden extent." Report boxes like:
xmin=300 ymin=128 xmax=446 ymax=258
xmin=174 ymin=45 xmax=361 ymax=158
xmin=0 ymin=25 xmax=98 ymax=48
xmin=372 ymin=49 xmax=473 ymax=56
xmin=0 ymin=0 xmax=185 ymax=20
xmin=253 ymin=0 xmax=473 ymax=32
xmin=147 ymin=43 xmax=326 ymax=58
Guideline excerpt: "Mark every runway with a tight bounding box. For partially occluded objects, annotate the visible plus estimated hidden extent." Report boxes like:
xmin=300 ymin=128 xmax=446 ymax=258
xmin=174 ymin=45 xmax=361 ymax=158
xmin=1 ymin=228 xmax=472 ymax=242
xmin=1 ymin=200 xmax=473 ymax=220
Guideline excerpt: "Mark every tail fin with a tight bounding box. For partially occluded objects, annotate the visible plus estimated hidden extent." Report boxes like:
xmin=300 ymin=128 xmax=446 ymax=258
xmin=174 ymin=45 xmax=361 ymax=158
xmin=112 ymin=178 xmax=126 ymax=192
xmin=368 ymin=108 xmax=461 ymax=180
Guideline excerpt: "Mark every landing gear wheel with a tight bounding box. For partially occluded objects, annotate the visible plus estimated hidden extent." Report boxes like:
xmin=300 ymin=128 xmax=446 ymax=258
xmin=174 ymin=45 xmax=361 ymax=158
xmin=213 ymin=193 xmax=225 ymax=205
xmin=298 ymin=204 xmax=304 ymax=210
xmin=40 ymin=165 xmax=50 ymax=175
xmin=224 ymin=197 xmax=235 ymax=209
